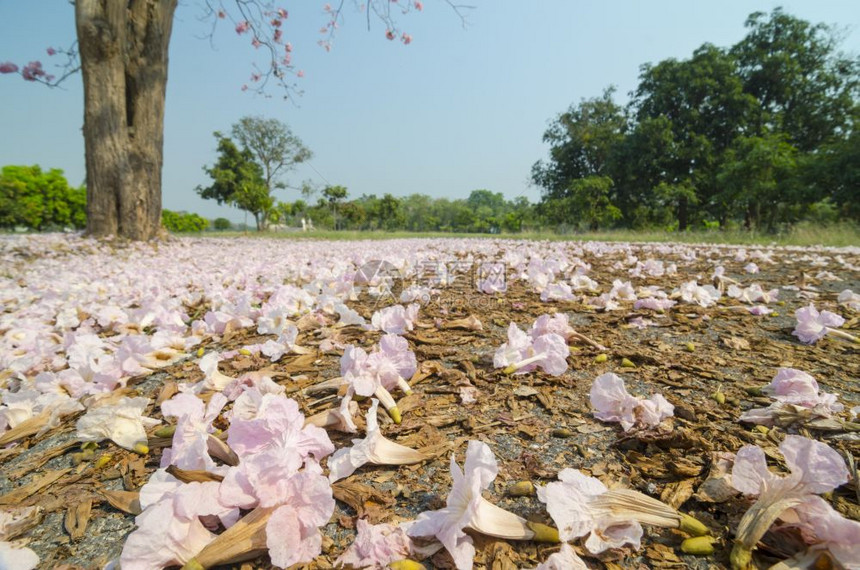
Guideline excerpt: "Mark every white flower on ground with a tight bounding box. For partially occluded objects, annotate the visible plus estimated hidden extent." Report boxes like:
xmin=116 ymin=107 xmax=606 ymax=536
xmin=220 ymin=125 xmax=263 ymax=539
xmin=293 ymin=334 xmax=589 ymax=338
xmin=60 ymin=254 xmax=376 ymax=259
xmin=328 ymin=399 xmax=425 ymax=482
xmin=729 ymin=435 xmax=850 ymax=568
xmin=407 ymin=441 xmax=556 ymax=570
xmin=528 ymin=543 xmax=587 ymax=570
xmin=76 ymin=396 xmax=159 ymax=452
xmin=538 ymin=468 xmax=706 ymax=555
xmin=674 ymin=280 xmax=721 ymax=308
xmin=493 ymin=323 xmax=568 ymax=376
xmin=792 ymin=304 xmax=855 ymax=344
xmin=590 ymin=373 xmax=673 ymax=431
xmin=0 ymin=542 xmax=40 ymax=570
xmin=335 ymin=518 xmax=413 ymax=569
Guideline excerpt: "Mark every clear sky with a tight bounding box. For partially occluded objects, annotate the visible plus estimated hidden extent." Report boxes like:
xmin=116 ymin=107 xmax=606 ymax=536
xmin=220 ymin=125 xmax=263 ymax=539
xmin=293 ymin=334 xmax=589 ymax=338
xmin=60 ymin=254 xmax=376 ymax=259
xmin=1 ymin=1 xmax=858 ymax=223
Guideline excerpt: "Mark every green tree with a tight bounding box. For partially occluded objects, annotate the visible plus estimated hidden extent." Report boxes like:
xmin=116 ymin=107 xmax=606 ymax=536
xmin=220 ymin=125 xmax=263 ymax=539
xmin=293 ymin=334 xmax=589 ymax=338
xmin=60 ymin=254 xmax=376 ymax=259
xmin=231 ymin=116 xmax=312 ymax=199
xmin=196 ymin=133 xmax=271 ymax=230
xmin=532 ymin=88 xmax=627 ymax=203
xmin=632 ymin=44 xmax=757 ymax=229
xmin=321 ymin=185 xmax=349 ymax=229
xmin=731 ymin=8 xmax=858 ymax=152
xmin=213 ymin=217 xmax=232 ymax=231
xmin=377 ymin=194 xmax=405 ymax=231
xmin=716 ymin=134 xmax=799 ymax=230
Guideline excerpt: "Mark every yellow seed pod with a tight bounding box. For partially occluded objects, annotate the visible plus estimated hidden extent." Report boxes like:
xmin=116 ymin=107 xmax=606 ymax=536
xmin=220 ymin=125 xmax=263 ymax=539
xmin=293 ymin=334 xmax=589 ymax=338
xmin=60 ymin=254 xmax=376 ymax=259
xmin=94 ymin=453 xmax=113 ymax=469
xmin=238 ymin=348 xmax=252 ymax=356
xmin=681 ymin=535 xmax=716 ymax=556
xmin=153 ymin=425 xmax=177 ymax=438
xmin=196 ymin=347 xmax=205 ymax=357
xmin=711 ymin=391 xmax=726 ymax=405
xmin=594 ymin=353 xmax=608 ymax=363
xmin=685 ymin=342 xmax=696 ymax=352
xmin=753 ymin=425 xmax=769 ymax=434
xmin=133 ymin=442 xmax=150 ymax=455
xmin=389 ymin=561 xmax=424 ymax=570
xmin=620 ymin=358 xmax=635 ymax=368
xmin=506 ymin=481 xmax=536 ymax=497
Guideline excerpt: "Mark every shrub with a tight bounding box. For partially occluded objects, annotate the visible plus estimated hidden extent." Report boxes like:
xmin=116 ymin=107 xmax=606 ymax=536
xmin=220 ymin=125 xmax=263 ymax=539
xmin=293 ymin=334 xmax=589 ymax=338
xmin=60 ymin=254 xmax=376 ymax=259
xmin=0 ymin=165 xmax=86 ymax=230
xmin=162 ymin=210 xmax=209 ymax=232
xmin=213 ymin=217 xmax=232 ymax=230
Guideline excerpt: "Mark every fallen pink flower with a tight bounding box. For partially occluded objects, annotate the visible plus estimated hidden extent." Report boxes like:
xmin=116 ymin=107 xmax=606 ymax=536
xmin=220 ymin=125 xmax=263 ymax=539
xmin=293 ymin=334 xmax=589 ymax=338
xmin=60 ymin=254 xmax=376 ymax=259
xmin=674 ymin=280 xmax=721 ymax=308
xmin=76 ymin=396 xmax=159 ymax=452
xmin=730 ymin=435 xmax=850 ymax=569
xmin=370 ymin=304 xmax=420 ymax=335
xmin=763 ymin=368 xmax=843 ymax=410
xmin=335 ymin=518 xmax=413 ymax=569
xmin=537 ymin=468 xmax=706 ymax=555
xmin=160 ymin=392 xmax=231 ymax=473
xmin=634 ymin=297 xmax=677 ymax=311
xmin=590 ymin=373 xmax=673 ymax=432
xmin=0 ymin=541 xmax=40 ymax=570
xmin=408 ymin=441 xmax=557 ymax=569
xmin=494 ymin=323 xmax=568 ymax=375
xmin=328 ymin=399 xmax=425 ymax=482
xmin=776 ymin=495 xmax=860 ymax=569
xmin=792 ymin=304 xmax=856 ymax=344
xmin=530 ymin=313 xmax=606 ymax=350
xmin=528 ymin=543 xmax=587 ymax=570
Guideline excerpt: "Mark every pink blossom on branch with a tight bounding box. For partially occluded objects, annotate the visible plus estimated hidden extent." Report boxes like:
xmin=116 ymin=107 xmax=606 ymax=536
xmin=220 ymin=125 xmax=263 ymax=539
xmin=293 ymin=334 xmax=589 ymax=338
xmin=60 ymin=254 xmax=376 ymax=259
xmin=0 ymin=62 xmax=18 ymax=74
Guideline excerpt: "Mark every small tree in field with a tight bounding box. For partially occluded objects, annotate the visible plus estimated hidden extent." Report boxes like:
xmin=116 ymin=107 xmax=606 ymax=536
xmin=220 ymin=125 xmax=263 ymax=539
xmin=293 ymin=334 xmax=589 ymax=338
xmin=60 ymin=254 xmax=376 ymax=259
xmin=1 ymin=1 xmax=454 ymax=240
xmin=322 ymin=185 xmax=349 ymax=229
xmin=196 ymin=133 xmax=272 ymax=231
xmin=213 ymin=217 xmax=232 ymax=231
xmin=232 ymin=116 xmax=312 ymax=197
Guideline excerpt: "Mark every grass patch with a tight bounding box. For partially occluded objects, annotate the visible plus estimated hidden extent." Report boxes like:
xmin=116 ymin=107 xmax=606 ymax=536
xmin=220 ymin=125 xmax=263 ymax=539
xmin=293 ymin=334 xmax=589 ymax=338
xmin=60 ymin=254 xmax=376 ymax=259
xmin=183 ymin=222 xmax=860 ymax=248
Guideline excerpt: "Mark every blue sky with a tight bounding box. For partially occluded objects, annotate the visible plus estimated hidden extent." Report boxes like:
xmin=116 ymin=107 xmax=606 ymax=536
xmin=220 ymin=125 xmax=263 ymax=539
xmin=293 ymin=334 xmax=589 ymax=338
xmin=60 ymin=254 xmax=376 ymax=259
xmin=1 ymin=1 xmax=858 ymax=222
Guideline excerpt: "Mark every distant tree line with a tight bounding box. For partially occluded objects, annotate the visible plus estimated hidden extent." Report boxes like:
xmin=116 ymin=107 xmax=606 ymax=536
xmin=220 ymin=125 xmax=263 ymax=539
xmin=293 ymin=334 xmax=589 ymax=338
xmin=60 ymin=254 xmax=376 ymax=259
xmin=532 ymin=8 xmax=859 ymax=232
xmin=269 ymin=188 xmax=538 ymax=232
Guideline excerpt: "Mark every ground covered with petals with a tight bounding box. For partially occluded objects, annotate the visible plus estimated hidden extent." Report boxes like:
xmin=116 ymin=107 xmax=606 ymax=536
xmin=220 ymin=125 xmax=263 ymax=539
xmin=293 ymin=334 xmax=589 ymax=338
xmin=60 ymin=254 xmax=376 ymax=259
xmin=0 ymin=234 xmax=858 ymax=569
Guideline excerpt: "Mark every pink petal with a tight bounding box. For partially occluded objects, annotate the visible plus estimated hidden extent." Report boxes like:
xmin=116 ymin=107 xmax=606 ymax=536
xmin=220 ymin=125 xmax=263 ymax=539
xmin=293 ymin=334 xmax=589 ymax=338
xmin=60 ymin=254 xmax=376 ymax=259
xmin=531 ymin=543 xmax=588 ymax=570
xmin=731 ymin=444 xmax=774 ymax=495
xmin=266 ymin=505 xmax=322 ymax=568
xmin=779 ymin=435 xmax=848 ymax=494
xmin=590 ymin=373 xmax=639 ymax=431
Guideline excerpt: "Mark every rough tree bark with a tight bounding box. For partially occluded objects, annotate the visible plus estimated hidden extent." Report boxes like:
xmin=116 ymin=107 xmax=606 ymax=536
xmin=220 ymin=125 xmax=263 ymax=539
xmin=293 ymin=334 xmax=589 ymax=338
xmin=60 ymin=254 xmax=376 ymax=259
xmin=75 ymin=0 xmax=177 ymax=240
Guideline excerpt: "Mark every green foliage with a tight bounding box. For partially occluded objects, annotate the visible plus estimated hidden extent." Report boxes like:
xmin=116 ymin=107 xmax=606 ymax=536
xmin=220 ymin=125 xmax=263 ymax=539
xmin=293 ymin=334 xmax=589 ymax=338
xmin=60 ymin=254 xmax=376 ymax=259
xmin=532 ymin=8 xmax=859 ymax=232
xmin=161 ymin=210 xmax=209 ymax=232
xmin=197 ymin=133 xmax=271 ymax=230
xmin=213 ymin=217 xmax=232 ymax=230
xmin=231 ymin=116 xmax=312 ymax=191
xmin=543 ymin=176 xmax=621 ymax=230
xmin=0 ymin=165 xmax=86 ymax=230
xmin=198 ymin=118 xmax=312 ymax=231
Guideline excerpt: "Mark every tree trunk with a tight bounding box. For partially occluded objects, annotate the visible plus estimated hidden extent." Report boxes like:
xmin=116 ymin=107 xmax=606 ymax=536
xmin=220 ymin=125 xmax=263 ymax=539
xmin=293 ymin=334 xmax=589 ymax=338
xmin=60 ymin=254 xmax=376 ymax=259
xmin=677 ymin=196 xmax=689 ymax=231
xmin=76 ymin=0 xmax=177 ymax=240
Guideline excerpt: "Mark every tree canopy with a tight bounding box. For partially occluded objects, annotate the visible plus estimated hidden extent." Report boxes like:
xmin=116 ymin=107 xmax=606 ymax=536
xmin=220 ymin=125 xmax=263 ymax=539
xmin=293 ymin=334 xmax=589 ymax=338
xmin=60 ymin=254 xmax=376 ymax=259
xmin=532 ymin=8 xmax=859 ymax=232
